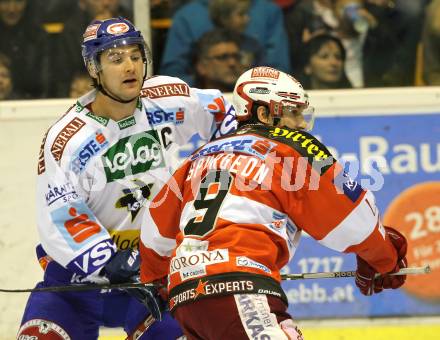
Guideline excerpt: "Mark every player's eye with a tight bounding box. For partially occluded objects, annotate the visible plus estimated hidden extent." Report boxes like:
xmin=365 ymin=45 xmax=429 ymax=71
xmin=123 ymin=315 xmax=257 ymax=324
xmin=108 ymin=54 xmax=123 ymax=63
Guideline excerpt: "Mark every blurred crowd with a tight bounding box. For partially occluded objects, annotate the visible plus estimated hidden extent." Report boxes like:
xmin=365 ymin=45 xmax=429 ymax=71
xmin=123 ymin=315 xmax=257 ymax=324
xmin=0 ymin=0 xmax=439 ymax=101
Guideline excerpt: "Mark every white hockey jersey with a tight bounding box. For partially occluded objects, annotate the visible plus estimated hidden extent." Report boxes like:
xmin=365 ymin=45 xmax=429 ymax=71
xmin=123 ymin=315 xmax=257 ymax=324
xmin=36 ymin=75 xmax=236 ymax=280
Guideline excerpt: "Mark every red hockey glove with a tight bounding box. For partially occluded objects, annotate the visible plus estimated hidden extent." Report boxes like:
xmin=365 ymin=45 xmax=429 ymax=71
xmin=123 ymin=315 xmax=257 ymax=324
xmin=355 ymin=226 xmax=408 ymax=296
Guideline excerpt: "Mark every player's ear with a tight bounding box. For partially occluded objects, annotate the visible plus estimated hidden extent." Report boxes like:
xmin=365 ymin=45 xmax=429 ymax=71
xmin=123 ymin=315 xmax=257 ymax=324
xmin=86 ymin=62 xmax=98 ymax=79
xmin=256 ymin=106 xmax=271 ymax=124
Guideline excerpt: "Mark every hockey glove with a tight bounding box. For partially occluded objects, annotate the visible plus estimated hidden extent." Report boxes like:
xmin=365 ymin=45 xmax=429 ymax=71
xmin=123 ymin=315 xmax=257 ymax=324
xmin=102 ymin=248 xmax=140 ymax=284
xmin=126 ymin=275 xmax=167 ymax=321
xmin=355 ymin=226 xmax=408 ymax=296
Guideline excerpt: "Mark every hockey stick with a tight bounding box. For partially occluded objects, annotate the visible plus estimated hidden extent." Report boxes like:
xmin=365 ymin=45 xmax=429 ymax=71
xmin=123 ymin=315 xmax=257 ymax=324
xmin=0 ymin=281 xmax=155 ymax=293
xmin=125 ymin=314 xmax=155 ymax=340
xmin=123 ymin=265 xmax=431 ymax=340
xmin=0 ymin=265 xmax=430 ymax=293
xmin=281 ymin=265 xmax=431 ymax=280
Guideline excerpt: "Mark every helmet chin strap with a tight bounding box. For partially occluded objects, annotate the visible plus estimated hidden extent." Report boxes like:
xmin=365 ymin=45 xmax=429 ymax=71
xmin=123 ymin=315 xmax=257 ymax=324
xmin=97 ymin=82 xmax=138 ymax=104
xmin=96 ymin=76 xmax=138 ymax=104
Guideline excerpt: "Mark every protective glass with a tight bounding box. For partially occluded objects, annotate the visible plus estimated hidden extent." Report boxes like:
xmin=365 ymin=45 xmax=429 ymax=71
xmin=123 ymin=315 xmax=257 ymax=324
xmin=95 ymin=45 xmax=147 ymax=78
xmin=300 ymin=105 xmax=315 ymax=131
xmin=86 ymin=38 xmax=151 ymax=74
xmin=271 ymin=101 xmax=315 ymax=131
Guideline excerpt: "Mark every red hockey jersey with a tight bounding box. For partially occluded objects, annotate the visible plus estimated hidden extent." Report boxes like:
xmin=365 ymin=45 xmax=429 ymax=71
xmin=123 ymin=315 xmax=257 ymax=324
xmin=140 ymin=124 xmax=398 ymax=304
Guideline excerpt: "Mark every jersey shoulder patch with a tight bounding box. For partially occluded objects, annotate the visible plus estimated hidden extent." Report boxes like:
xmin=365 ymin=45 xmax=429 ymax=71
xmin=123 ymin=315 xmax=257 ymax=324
xmin=141 ymin=76 xmax=190 ymax=99
xmin=238 ymin=125 xmax=335 ymax=175
xmin=43 ymin=108 xmax=104 ymax=172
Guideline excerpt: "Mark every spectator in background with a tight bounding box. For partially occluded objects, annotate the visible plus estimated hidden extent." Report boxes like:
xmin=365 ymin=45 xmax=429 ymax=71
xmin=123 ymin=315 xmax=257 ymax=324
xmin=124 ymin=0 xmax=191 ymax=14
xmin=273 ymin=0 xmax=297 ymax=13
xmin=69 ymin=72 xmax=93 ymax=98
xmin=422 ymin=0 xmax=440 ymax=85
xmin=54 ymin=0 xmax=131 ymax=97
xmin=32 ymin=0 xmax=78 ymax=24
xmin=149 ymin=0 xmax=198 ymax=75
xmin=345 ymin=0 xmax=420 ymax=87
xmin=330 ymin=0 xmax=369 ymax=88
xmin=209 ymin=0 xmax=266 ymax=72
xmin=335 ymin=0 xmax=417 ymax=87
xmin=0 ymin=0 xmax=49 ymax=98
xmin=0 ymin=53 xmax=15 ymax=100
xmin=376 ymin=0 xmax=422 ymax=87
xmin=335 ymin=0 xmax=397 ymax=88
xmin=194 ymin=29 xmax=243 ymax=92
xmin=79 ymin=0 xmax=127 ymax=20
xmin=285 ymin=0 xmax=339 ymax=76
xmin=299 ymin=33 xmax=352 ymax=89
xmin=385 ymin=0 xmax=429 ymax=86
xmin=333 ymin=0 xmax=413 ymax=88
xmin=287 ymin=0 xmax=418 ymax=88
xmin=160 ymin=0 xmax=290 ymax=85
xmin=28 ymin=1 xmax=80 ymax=98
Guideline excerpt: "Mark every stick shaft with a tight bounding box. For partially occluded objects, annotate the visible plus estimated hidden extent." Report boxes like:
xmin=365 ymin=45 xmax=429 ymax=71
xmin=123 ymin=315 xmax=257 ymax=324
xmin=0 ymin=282 xmax=154 ymax=293
xmin=125 ymin=314 xmax=155 ymax=340
xmin=387 ymin=266 xmax=431 ymax=276
xmin=281 ymin=265 xmax=430 ymax=281
xmin=0 ymin=266 xmax=431 ymax=292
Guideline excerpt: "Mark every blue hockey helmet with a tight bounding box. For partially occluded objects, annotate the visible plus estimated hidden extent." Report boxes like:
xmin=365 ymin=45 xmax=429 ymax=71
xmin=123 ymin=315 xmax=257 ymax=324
xmin=81 ymin=17 xmax=151 ymax=76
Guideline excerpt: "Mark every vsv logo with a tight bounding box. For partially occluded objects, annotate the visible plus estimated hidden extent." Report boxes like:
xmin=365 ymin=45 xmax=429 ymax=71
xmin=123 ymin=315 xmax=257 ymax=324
xmin=209 ymin=98 xmax=237 ymax=138
xmin=334 ymin=172 xmax=364 ymax=203
xmin=215 ymin=110 xmax=237 ymax=138
xmin=67 ymin=240 xmax=116 ymax=275
xmin=102 ymin=130 xmax=165 ymax=182
xmin=146 ymin=108 xmax=185 ymax=126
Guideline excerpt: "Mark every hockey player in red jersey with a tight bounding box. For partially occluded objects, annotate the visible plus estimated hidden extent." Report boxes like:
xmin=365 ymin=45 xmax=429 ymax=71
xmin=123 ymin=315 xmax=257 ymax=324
xmin=139 ymin=66 xmax=408 ymax=339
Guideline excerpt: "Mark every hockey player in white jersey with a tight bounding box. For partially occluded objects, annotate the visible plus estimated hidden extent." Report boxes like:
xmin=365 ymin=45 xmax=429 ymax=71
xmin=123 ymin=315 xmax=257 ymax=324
xmin=17 ymin=17 xmax=236 ymax=339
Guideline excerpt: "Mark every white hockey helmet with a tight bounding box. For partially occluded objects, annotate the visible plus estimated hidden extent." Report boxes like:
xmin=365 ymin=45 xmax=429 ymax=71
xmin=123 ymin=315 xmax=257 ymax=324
xmin=232 ymin=66 xmax=314 ymax=130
